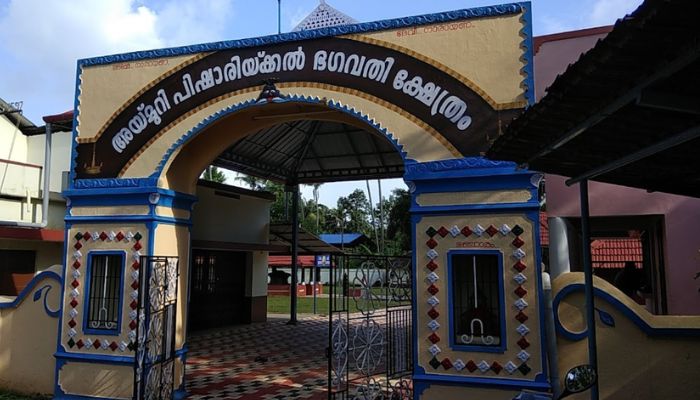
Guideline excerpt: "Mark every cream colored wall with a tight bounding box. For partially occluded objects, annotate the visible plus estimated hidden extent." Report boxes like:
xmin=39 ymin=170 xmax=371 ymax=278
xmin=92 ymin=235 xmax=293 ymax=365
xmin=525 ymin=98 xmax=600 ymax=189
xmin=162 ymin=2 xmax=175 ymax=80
xmin=357 ymin=12 xmax=526 ymax=108
xmin=0 ymin=239 xmax=63 ymax=271
xmin=0 ymin=266 xmax=61 ymax=395
xmin=26 ymin=130 xmax=73 ymax=193
xmin=77 ymin=54 xmax=198 ymax=141
xmin=416 ymin=189 xmax=532 ymax=207
xmin=57 ymin=362 xmax=132 ymax=399
xmin=60 ymin=224 xmax=149 ymax=355
xmin=152 ymin=223 xmax=189 ymax=355
xmin=191 ymin=185 xmax=270 ymax=244
xmin=420 ymin=384 xmax=520 ymax=400
xmin=553 ymin=273 xmax=700 ymax=399
xmin=248 ymin=251 xmax=269 ymax=297
xmin=0 ymin=116 xmax=34 ymax=198
xmin=415 ymin=213 xmax=544 ymax=380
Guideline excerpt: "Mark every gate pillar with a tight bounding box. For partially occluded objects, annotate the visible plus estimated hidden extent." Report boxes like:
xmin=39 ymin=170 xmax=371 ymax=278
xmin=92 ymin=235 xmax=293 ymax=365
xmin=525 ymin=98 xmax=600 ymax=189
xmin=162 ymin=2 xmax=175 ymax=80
xmin=406 ymin=158 xmax=550 ymax=399
xmin=55 ymin=185 xmax=195 ymax=400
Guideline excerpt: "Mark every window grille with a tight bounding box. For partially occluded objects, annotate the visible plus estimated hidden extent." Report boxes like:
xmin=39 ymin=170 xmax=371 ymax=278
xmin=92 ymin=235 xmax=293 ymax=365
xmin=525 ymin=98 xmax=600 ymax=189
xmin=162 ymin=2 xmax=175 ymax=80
xmin=452 ymin=253 xmax=502 ymax=347
xmin=87 ymin=253 xmax=124 ymax=331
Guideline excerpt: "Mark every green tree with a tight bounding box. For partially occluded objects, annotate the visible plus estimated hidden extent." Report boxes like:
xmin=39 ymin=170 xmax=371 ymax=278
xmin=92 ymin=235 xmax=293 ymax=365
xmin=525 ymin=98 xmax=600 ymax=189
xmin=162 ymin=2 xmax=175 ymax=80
xmin=201 ymin=166 xmax=227 ymax=183
xmin=383 ymin=188 xmax=411 ymax=255
xmin=235 ymin=174 xmax=267 ymax=190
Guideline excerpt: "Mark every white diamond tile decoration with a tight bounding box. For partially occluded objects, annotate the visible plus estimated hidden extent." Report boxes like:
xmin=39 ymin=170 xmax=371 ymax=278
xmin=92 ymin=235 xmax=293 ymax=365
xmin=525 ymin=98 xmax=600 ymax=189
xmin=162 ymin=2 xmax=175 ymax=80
xmin=70 ymin=289 xmax=80 ymax=298
xmin=505 ymin=361 xmax=518 ymax=374
xmin=427 ymin=319 xmax=440 ymax=331
xmin=513 ymin=248 xmax=526 ymax=260
xmin=129 ymin=310 xmax=138 ymax=320
xmin=108 ymin=231 xmax=117 ymax=241
xmin=472 ymin=224 xmax=485 ymax=237
xmin=73 ymin=250 xmax=82 ymax=259
xmin=84 ymin=338 xmax=93 ymax=348
xmin=130 ymin=291 xmax=139 ymax=300
xmin=477 ymin=360 xmax=490 ymax=372
xmin=128 ymin=330 xmax=136 ymax=341
xmin=449 ymin=225 xmax=461 ymax=237
xmin=72 ymin=270 xmax=81 ymax=279
xmin=101 ymin=340 xmax=110 ymax=350
xmin=426 ymin=272 xmax=439 ymax=283
xmin=126 ymin=232 xmax=135 ymax=242
xmin=427 ymin=296 xmax=440 ymax=307
xmin=515 ymin=298 xmax=529 ymax=311
xmin=69 ymin=309 xmax=78 ymax=318
xmin=131 ymin=270 xmax=139 ymax=280
xmin=119 ymin=341 xmax=128 ymax=352
xmin=518 ymin=350 xmax=531 ymax=362
xmin=514 ymin=273 xmax=527 ymax=285
xmin=68 ymin=328 xmax=77 ymax=337
xmin=499 ymin=224 xmax=512 ymax=236
xmin=516 ymin=324 xmax=530 ymax=336
xmin=453 ymin=359 xmax=466 ymax=372
xmin=429 ymin=344 xmax=441 ymax=356
xmin=91 ymin=231 xmax=100 ymax=242
xmin=132 ymin=251 xmax=142 ymax=261
xmin=427 ymin=249 xmax=438 ymax=260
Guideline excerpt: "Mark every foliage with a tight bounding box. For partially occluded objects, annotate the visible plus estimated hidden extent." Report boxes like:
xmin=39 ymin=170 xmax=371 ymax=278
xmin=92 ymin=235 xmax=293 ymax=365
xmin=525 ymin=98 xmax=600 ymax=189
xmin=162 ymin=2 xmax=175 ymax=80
xmin=383 ymin=188 xmax=411 ymax=255
xmin=0 ymin=390 xmax=50 ymax=400
xmin=201 ymin=166 xmax=227 ymax=183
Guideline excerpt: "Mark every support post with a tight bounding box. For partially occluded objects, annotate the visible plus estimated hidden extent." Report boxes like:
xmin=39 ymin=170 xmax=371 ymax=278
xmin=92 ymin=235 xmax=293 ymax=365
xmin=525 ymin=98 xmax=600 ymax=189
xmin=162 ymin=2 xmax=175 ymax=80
xmin=579 ymin=179 xmax=599 ymax=399
xmin=288 ymin=184 xmax=299 ymax=325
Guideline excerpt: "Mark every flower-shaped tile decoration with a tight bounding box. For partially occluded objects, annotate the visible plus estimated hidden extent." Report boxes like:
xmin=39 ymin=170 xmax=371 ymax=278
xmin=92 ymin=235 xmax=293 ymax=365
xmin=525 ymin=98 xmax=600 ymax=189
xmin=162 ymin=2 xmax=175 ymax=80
xmin=472 ymin=224 xmax=485 ymax=237
xmin=514 ymin=298 xmax=529 ymax=311
xmin=427 ymin=319 xmax=440 ymax=331
xmin=505 ymin=361 xmax=518 ymax=374
xmin=429 ymin=344 xmax=441 ymax=356
xmin=514 ymin=273 xmax=527 ymax=285
xmin=426 ymin=272 xmax=439 ymax=284
xmin=516 ymin=324 xmax=530 ymax=336
xmin=427 ymin=296 xmax=440 ymax=307
xmin=518 ymin=350 xmax=531 ymax=362
xmin=427 ymin=249 xmax=438 ymax=260
xmin=453 ymin=359 xmax=466 ymax=371
xmin=477 ymin=360 xmax=490 ymax=373
xmin=499 ymin=224 xmax=512 ymax=236
xmin=513 ymin=248 xmax=526 ymax=260
xmin=449 ymin=225 xmax=461 ymax=237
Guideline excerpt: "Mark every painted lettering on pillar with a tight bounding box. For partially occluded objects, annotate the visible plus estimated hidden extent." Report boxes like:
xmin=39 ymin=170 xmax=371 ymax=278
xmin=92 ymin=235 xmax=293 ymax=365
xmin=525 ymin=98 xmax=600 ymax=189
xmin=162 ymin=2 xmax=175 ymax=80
xmin=76 ymin=37 xmax=522 ymax=179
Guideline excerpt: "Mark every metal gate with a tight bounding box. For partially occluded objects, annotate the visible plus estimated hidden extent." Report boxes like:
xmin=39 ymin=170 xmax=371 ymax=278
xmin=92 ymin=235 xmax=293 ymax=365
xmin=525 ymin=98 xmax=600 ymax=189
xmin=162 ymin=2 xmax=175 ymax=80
xmin=328 ymin=254 xmax=413 ymax=399
xmin=134 ymin=256 xmax=179 ymax=400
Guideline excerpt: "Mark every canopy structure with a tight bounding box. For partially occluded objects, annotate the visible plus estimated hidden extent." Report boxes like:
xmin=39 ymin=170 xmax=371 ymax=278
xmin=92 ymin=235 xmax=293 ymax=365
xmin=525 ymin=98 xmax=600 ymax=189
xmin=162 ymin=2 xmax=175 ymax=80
xmin=214 ymin=118 xmax=404 ymax=184
xmin=488 ymin=0 xmax=700 ymax=197
xmin=269 ymin=223 xmax=342 ymax=254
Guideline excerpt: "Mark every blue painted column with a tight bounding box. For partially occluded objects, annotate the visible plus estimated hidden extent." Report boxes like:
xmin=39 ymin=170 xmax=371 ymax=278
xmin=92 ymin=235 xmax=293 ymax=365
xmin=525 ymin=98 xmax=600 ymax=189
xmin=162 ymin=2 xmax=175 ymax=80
xmin=404 ymin=158 xmax=550 ymax=400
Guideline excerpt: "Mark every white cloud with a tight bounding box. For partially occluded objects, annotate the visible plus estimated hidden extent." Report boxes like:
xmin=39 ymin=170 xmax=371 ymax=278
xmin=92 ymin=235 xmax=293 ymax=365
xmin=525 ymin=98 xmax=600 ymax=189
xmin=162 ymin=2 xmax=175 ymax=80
xmin=588 ymin=0 xmax=642 ymax=26
xmin=0 ymin=0 xmax=236 ymax=121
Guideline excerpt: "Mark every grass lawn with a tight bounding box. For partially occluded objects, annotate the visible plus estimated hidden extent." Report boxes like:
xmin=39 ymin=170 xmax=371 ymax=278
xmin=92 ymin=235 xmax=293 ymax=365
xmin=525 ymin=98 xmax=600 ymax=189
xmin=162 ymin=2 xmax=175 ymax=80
xmin=267 ymin=295 xmax=332 ymax=314
xmin=0 ymin=390 xmax=50 ymax=400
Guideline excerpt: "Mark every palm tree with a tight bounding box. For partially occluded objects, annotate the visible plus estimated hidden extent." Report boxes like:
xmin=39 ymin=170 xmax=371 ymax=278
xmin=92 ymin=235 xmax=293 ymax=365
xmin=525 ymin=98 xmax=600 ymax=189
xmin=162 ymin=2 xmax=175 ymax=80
xmin=312 ymin=183 xmax=322 ymax=233
xmin=202 ymin=166 xmax=227 ymax=183
xmin=235 ymin=174 xmax=267 ymax=190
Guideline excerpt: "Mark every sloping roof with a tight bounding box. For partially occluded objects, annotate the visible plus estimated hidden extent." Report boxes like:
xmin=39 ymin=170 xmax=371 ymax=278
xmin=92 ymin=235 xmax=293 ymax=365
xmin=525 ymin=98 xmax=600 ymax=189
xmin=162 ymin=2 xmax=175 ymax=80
xmin=488 ymin=0 xmax=700 ymax=198
xmin=293 ymin=0 xmax=358 ymax=32
xmin=269 ymin=223 xmax=343 ymax=254
xmin=268 ymin=255 xmax=318 ymax=267
xmin=318 ymin=233 xmax=366 ymax=247
xmin=591 ymin=238 xmax=643 ymax=269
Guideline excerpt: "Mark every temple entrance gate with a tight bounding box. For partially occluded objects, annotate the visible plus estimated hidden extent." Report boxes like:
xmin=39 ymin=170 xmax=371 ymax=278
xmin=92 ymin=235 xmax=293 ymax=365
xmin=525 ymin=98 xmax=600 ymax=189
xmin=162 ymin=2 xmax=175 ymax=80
xmin=328 ymin=254 xmax=413 ymax=399
xmin=56 ymin=4 xmax=544 ymax=400
xmin=134 ymin=256 xmax=180 ymax=400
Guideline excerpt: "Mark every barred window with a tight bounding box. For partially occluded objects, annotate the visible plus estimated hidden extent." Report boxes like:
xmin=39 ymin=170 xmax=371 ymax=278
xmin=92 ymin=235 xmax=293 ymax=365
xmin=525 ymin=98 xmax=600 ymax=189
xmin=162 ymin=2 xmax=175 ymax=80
xmin=86 ymin=253 xmax=124 ymax=332
xmin=451 ymin=252 xmax=503 ymax=349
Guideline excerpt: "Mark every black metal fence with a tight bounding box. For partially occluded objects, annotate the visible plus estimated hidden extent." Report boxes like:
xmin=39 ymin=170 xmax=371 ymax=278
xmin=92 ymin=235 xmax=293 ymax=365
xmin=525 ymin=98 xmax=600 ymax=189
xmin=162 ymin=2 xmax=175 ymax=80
xmin=328 ymin=254 xmax=413 ymax=399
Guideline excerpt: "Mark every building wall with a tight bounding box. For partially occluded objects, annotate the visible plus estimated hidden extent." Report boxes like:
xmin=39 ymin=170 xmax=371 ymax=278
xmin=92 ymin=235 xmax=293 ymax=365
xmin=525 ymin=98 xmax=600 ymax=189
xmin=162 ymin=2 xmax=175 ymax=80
xmin=26 ymin=130 xmax=73 ymax=194
xmin=546 ymin=174 xmax=700 ymax=315
xmin=0 ymin=238 xmax=63 ymax=271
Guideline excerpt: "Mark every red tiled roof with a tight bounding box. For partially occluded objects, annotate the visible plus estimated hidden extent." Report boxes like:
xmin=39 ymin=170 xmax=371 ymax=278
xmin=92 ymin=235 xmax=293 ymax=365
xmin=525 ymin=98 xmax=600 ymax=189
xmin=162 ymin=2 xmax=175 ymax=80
xmin=268 ymin=255 xmax=317 ymax=267
xmin=591 ymin=238 xmax=643 ymax=269
xmin=538 ymin=212 xmax=642 ymax=269
xmin=539 ymin=212 xmax=549 ymax=246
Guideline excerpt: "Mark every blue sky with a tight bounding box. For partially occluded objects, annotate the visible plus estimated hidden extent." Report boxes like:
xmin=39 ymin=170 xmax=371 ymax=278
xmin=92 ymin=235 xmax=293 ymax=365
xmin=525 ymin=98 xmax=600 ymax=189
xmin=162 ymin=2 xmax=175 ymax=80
xmin=0 ymin=0 xmax=642 ymax=205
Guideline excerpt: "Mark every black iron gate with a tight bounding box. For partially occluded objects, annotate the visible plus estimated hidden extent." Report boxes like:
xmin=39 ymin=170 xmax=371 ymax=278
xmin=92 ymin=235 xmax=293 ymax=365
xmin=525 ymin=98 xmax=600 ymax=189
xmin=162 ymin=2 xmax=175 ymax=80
xmin=134 ymin=256 xmax=179 ymax=400
xmin=328 ymin=254 xmax=413 ymax=399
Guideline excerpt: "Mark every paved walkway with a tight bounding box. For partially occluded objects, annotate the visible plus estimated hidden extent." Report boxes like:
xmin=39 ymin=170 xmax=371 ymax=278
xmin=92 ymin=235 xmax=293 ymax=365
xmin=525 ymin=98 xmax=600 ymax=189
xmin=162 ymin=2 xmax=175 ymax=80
xmin=185 ymin=314 xmax=328 ymax=400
